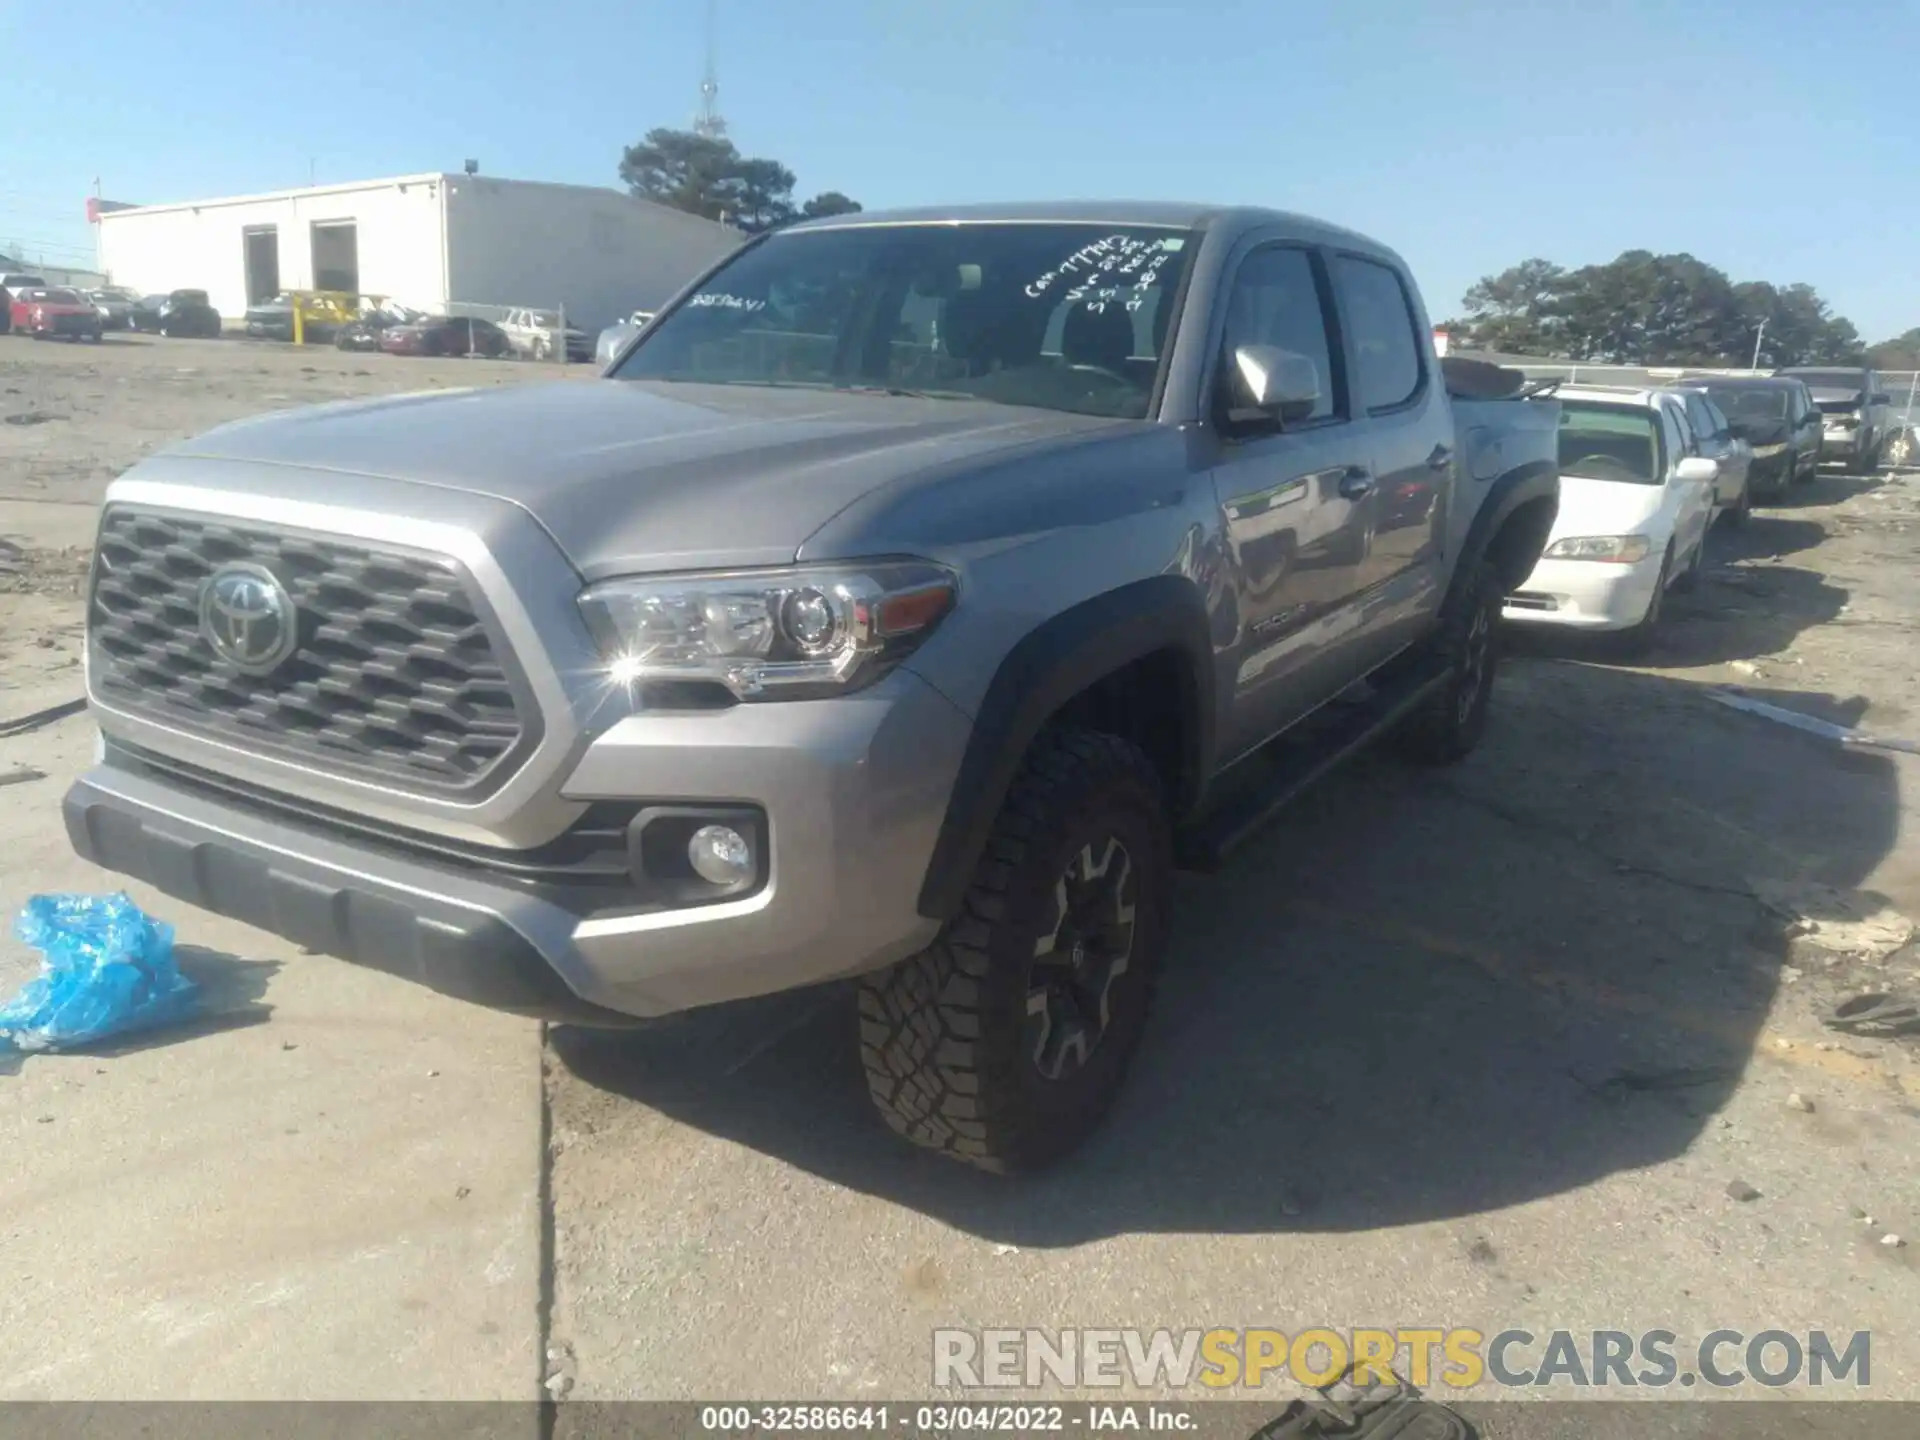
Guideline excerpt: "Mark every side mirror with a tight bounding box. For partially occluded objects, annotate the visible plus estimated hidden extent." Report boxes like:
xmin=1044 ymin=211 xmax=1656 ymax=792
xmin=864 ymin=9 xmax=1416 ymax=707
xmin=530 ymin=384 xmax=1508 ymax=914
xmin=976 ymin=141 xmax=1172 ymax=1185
xmin=1675 ymin=456 xmax=1720 ymax=484
xmin=1228 ymin=344 xmax=1321 ymax=426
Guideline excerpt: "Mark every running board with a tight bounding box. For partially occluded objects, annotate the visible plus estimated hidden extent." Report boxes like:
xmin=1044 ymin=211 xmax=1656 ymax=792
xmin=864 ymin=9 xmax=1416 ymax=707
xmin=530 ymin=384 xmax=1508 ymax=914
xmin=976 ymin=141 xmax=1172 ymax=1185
xmin=1174 ymin=664 xmax=1449 ymax=872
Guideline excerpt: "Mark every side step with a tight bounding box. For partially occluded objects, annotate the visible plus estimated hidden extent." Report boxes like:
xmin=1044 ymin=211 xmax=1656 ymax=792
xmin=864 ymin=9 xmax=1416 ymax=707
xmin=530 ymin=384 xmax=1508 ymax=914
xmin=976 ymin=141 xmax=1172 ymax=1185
xmin=1173 ymin=662 xmax=1449 ymax=872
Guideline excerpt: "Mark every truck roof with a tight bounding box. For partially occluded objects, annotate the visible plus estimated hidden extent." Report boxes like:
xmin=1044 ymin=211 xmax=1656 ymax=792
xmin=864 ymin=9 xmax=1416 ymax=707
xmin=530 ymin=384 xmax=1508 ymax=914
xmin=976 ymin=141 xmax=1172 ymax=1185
xmin=781 ymin=200 xmax=1384 ymax=251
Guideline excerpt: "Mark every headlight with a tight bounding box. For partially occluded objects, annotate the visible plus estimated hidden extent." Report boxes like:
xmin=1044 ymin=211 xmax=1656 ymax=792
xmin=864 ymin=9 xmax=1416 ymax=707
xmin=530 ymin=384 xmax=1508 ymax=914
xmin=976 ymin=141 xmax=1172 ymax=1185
xmin=578 ymin=560 xmax=957 ymax=700
xmin=1544 ymin=535 xmax=1652 ymax=564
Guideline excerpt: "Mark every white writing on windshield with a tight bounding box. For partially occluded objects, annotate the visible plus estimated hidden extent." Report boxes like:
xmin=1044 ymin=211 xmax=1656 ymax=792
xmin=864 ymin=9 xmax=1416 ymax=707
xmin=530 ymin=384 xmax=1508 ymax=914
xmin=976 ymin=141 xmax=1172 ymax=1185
xmin=1025 ymin=234 xmax=1183 ymax=313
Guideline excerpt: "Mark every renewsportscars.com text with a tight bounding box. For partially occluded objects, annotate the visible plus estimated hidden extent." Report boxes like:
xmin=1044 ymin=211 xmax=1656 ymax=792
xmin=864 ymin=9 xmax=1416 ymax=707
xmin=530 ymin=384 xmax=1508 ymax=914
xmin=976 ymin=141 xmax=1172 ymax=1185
xmin=933 ymin=1327 xmax=1871 ymax=1391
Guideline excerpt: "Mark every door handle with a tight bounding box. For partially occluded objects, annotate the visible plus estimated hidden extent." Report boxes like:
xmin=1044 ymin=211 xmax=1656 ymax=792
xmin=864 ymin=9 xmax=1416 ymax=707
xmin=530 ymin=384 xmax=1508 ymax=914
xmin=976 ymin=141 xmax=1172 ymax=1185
xmin=1427 ymin=444 xmax=1454 ymax=471
xmin=1339 ymin=467 xmax=1375 ymax=500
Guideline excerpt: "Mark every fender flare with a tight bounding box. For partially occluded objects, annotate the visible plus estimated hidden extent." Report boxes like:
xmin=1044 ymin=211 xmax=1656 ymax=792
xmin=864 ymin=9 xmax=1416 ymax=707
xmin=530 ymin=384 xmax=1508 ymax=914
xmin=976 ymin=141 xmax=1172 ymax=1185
xmin=1453 ymin=459 xmax=1559 ymax=596
xmin=915 ymin=575 xmax=1215 ymax=922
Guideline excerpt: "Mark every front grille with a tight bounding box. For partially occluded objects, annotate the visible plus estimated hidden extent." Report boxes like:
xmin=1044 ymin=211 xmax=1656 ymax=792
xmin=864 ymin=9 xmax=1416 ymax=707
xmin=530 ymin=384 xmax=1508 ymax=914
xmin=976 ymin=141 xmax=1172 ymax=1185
xmin=89 ymin=507 xmax=535 ymax=794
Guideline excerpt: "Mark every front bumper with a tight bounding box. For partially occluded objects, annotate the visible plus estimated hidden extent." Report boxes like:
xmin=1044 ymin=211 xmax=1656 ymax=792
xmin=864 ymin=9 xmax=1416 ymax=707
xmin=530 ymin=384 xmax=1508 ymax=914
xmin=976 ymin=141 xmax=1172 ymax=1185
xmin=68 ymin=666 xmax=971 ymax=1022
xmin=1502 ymin=552 xmax=1665 ymax=631
xmin=1820 ymin=427 xmax=1861 ymax=458
xmin=1746 ymin=446 xmax=1794 ymax=492
xmin=30 ymin=315 xmax=101 ymax=337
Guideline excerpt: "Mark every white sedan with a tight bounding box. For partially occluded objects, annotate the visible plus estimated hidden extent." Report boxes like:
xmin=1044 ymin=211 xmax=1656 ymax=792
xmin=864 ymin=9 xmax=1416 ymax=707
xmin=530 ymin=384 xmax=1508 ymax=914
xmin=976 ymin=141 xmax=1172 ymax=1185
xmin=1504 ymin=386 xmax=1720 ymax=652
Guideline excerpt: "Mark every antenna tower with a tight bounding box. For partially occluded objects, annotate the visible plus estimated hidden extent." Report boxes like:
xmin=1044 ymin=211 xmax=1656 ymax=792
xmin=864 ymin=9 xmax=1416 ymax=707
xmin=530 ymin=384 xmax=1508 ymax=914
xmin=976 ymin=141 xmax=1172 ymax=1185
xmin=694 ymin=0 xmax=727 ymax=138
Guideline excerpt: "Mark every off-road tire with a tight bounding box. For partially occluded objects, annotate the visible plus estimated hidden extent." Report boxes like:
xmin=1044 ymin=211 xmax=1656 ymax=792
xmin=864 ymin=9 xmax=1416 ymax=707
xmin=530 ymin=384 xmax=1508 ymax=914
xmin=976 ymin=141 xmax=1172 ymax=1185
xmin=1393 ymin=558 xmax=1503 ymax=766
xmin=857 ymin=729 xmax=1171 ymax=1173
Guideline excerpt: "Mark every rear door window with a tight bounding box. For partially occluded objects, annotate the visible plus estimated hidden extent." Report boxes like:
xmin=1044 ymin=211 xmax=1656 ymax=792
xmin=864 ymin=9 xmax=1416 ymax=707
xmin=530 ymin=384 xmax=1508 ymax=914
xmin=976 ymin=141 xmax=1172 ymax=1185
xmin=1684 ymin=393 xmax=1717 ymax=443
xmin=1330 ymin=255 xmax=1423 ymax=412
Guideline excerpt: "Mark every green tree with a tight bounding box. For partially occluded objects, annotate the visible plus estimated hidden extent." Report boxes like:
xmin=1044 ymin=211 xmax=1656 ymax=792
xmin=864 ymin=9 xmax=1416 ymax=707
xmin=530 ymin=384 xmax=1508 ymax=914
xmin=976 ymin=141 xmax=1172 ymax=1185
xmin=1865 ymin=327 xmax=1920 ymax=370
xmin=618 ymin=127 xmax=861 ymax=235
xmin=1457 ymin=249 xmax=1863 ymax=366
xmin=1457 ymin=258 xmax=1569 ymax=355
xmin=800 ymin=191 xmax=863 ymax=221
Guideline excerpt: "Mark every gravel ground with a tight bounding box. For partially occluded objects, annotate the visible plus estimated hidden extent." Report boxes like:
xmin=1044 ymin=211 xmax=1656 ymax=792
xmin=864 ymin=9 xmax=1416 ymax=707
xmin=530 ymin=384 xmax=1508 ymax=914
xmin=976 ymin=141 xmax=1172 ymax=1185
xmin=2 ymin=333 xmax=1918 ymax=1415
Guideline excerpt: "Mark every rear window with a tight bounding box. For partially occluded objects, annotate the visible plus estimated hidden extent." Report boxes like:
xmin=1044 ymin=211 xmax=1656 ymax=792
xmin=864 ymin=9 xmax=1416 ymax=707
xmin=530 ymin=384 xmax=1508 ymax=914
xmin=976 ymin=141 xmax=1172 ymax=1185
xmin=1705 ymin=385 xmax=1789 ymax=422
xmin=1558 ymin=401 xmax=1662 ymax=485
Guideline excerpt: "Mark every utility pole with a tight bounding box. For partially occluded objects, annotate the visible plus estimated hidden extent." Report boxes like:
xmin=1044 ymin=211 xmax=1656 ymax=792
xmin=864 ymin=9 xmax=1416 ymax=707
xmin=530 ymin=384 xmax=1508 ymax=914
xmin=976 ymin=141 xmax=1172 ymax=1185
xmin=1750 ymin=320 xmax=1767 ymax=372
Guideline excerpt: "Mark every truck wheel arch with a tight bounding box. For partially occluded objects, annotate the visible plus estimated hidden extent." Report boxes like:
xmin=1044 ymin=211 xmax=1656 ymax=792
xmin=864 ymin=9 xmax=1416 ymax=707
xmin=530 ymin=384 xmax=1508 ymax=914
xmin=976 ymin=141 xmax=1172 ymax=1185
xmin=914 ymin=576 xmax=1215 ymax=922
xmin=1459 ymin=460 xmax=1559 ymax=594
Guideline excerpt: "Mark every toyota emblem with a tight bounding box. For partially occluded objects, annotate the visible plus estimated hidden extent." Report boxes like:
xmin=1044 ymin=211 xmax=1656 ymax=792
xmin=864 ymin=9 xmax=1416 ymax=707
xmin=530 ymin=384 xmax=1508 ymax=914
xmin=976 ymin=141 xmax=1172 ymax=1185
xmin=199 ymin=563 xmax=299 ymax=674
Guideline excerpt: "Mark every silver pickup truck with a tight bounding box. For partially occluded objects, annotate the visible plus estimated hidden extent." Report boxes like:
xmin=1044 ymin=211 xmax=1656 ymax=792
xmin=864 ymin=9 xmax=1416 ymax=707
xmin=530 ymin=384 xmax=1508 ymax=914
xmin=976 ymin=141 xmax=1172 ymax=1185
xmin=67 ymin=202 xmax=1559 ymax=1172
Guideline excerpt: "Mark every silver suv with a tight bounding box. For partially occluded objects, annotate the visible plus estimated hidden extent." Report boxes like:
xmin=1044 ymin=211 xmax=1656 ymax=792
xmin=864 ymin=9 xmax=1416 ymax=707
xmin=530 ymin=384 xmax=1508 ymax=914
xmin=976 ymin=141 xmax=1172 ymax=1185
xmin=1776 ymin=366 xmax=1894 ymax=471
xmin=67 ymin=203 xmax=1561 ymax=1171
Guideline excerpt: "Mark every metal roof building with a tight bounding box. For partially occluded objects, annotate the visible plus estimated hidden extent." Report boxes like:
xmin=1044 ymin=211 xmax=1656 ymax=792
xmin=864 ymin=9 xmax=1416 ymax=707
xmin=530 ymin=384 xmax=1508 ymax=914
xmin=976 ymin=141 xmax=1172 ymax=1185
xmin=94 ymin=173 xmax=742 ymax=329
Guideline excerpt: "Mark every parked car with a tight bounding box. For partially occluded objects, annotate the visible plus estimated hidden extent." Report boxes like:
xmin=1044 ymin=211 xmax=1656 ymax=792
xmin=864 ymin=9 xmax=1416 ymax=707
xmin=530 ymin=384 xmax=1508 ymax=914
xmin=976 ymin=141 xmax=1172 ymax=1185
xmin=244 ymin=294 xmax=298 ymax=340
xmin=1776 ymin=366 xmax=1893 ymax=472
xmin=594 ymin=309 xmax=656 ymax=367
xmin=334 ymin=308 xmax=419 ymax=352
xmin=1671 ymin=385 xmax=1753 ymax=525
xmin=379 ymin=315 xmax=513 ymax=358
xmin=0 ymin=272 xmax=48 ymax=335
xmin=501 ymin=307 xmax=594 ymax=362
xmin=129 ymin=290 xmax=223 ymax=338
xmin=1679 ymin=375 xmax=1821 ymax=495
xmin=1505 ymin=384 xmax=1719 ymax=651
xmin=7 ymin=286 xmax=105 ymax=341
xmin=86 ymin=287 xmax=138 ymax=330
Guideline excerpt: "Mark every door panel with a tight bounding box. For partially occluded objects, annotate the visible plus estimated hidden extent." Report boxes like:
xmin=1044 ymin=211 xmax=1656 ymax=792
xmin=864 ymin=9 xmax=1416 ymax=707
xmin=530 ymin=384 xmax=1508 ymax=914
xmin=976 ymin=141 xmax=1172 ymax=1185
xmin=1205 ymin=242 xmax=1375 ymax=761
xmin=1662 ymin=406 xmax=1713 ymax=558
xmin=1327 ymin=252 xmax=1453 ymax=657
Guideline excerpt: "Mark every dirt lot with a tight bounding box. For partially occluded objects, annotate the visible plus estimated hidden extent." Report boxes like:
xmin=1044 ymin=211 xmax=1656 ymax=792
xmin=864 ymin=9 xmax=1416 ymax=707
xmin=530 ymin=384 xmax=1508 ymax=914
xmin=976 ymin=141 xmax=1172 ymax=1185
xmin=3 ymin=334 xmax=1919 ymax=1417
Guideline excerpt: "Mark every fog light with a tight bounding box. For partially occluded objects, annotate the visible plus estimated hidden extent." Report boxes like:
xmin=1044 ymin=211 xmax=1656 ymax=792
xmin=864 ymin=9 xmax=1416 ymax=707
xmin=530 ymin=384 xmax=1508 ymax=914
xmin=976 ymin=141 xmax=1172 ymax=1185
xmin=687 ymin=824 xmax=753 ymax=886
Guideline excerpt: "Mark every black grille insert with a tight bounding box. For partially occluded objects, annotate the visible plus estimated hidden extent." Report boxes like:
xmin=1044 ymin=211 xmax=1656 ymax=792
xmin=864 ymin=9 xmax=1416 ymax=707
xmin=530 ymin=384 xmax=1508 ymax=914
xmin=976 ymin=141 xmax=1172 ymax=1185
xmin=89 ymin=507 xmax=536 ymax=794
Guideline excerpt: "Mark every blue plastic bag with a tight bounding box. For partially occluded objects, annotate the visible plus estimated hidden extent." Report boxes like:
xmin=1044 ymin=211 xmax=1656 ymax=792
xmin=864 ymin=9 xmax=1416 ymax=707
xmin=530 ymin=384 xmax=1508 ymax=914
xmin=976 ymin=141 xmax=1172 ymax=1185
xmin=0 ymin=892 xmax=197 ymax=1052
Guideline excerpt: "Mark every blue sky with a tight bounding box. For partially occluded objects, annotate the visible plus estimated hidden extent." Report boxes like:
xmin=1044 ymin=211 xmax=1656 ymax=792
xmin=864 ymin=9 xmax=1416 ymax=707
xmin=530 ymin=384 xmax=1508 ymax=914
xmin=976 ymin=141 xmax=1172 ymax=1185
xmin=4 ymin=0 xmax=1917 ymax=341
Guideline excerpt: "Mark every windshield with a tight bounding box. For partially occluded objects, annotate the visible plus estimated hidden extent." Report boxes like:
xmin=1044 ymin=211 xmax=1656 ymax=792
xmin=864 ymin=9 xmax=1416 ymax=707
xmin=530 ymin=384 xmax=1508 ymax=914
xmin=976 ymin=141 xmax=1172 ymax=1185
xmin=1704 ymin=386 xmax=1789 ymax=422
xmin=44 ymin=288 xmax=81 ymax=304
xmin=1558 ymin=401 xmax=1663 ymax=485
xmin=612 ymin=221 xmax=1198 ymax=420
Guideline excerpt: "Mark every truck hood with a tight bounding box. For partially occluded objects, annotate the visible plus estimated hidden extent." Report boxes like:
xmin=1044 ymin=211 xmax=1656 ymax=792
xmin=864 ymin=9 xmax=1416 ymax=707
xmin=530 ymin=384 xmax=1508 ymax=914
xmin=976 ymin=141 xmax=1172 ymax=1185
xmin=162 ymin=379 xmax=1120 ymax=577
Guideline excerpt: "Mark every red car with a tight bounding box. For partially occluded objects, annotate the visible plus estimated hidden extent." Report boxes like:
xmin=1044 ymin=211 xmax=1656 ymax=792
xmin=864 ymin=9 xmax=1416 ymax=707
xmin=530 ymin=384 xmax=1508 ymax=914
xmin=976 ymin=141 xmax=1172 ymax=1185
xmin=8 ymin=286 xmax=104 ymax=342
xmin=379 ymin=315 xmax=512 ymax=358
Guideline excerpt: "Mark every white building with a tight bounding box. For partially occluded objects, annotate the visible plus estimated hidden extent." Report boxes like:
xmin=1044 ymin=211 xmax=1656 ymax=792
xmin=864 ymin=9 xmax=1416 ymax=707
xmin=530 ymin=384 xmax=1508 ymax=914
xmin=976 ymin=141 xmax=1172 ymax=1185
xmin=94 ymin=173 xmax=742 ymax=330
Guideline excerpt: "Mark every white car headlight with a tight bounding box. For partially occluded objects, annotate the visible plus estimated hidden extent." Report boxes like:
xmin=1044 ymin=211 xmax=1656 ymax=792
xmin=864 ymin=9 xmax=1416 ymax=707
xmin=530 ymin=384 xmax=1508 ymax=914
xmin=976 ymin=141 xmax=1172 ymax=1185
xmin=1544 ymin=535 xmax=1652 ymax=564
xmin=578 ymin=561 xmax=956 ymax=700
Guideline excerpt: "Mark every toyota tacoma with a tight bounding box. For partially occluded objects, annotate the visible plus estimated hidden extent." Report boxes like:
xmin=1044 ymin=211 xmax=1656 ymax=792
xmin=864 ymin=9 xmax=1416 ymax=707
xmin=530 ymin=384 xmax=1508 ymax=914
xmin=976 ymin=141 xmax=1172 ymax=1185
xmin=67 ymin=203 xmax=1560 ymax=1171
